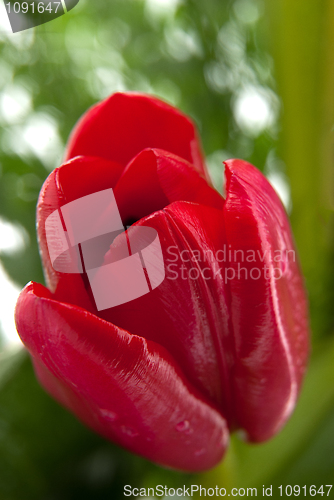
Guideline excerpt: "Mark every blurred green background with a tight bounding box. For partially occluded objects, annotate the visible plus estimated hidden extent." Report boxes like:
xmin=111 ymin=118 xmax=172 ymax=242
xmin=0 ymin=0 xmax=333 ymax=498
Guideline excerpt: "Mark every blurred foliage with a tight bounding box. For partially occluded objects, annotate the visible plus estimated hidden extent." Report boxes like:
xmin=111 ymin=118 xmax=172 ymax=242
xmin=0 ymin=0 xmax=333 ymax=498
xmin=266 ymin=0 xmax=334 ymax=340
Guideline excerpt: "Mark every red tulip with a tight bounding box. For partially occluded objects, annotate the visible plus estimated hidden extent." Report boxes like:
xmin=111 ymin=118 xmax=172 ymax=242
xmin=15 ymin=92 xmax=309 ymax=472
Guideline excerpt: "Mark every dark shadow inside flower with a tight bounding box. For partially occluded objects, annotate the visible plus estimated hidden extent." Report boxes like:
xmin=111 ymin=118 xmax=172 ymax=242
xmin=124 ymin=217 xmax=138 ymax=227
xmin=113 ymin=148 xmax=224 ymax=226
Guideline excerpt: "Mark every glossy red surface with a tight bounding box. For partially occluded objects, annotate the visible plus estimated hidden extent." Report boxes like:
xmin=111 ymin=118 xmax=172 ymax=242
xmin=223 ymin=159 xmax=309 ymax=441
xmin=15 ymin=93 xmax=309 ymax=471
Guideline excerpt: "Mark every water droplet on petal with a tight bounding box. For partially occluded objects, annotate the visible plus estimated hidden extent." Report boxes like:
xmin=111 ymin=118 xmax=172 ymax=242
xmin=175 ymin=420 xmax=190 ymax=433
xmin=100 ymin=409 xmax=118 ymax=422
xmin=195 ymin=448 xmax=206 ymax=457
xmin=121 ymin=425 xmax=139 ymax=438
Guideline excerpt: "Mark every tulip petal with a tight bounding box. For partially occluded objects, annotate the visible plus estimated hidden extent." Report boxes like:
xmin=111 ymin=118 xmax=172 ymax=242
xmin=64 ymin=92 xmax=210 ymax=181
xmin=37 ymin=155 xmax=123 ymax=306
xmin=37 ymin=152 xmax=223 ymax=314
xmin=38 ymin=153 xmax=231 ymax=416
xmin=15 ymin=281 xmax=229 ymax=472
xmin=100 ymin=201 xmax=234 ymax=420
xmin=223 ymin=159 xmax=309 ymax=441
xmin=114 ymin=149 xmax=224 ymax=224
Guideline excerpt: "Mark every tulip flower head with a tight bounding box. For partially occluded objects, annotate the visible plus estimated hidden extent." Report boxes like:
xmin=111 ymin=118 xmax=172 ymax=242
xmin=15 ymin=92 xmax=309 ymax=472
